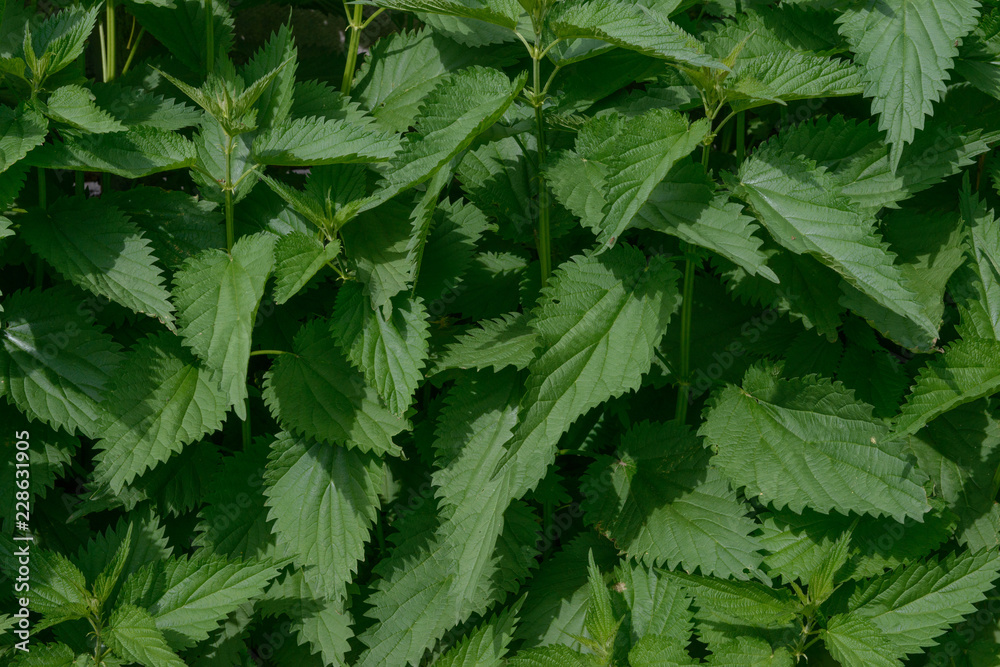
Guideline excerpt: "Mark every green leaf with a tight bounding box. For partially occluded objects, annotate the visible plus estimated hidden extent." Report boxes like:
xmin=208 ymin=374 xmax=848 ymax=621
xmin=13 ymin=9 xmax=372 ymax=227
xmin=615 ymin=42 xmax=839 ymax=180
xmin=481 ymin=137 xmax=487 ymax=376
xmin=20 ymin=197 xmax=175 ymax=326
xmin=8 ymin=643 xmax=78 ymax=667
xmin=733 ymin=142 xmax=937 ymax=351
xmin=272 ymin=232 xmax=340 ymax=304
xmin=838 ymin=0 xmax=980 ymax=168
xmin=584 ymin=551 xmax=619 ymax=650
xmin=662 ymin=570 xmax=799 ymax=626
xmin=263 ymin=318 xmax=407 ymax=456
xmin=26 ymin=126 xmax=197 ymax=178
xmin=242 ymin=22 xmax=298 ymax=130
xmin=27 ymin=550 xmax=90 ymax=629
xmin=706 ymin=637 xmax=794 ymax=666
xmin=846 ymin=549 xmax=1000 ymax=658
xmin=502 ymin=245 xmax=681 ymax=497
xmin=252 ymin=116 xmax=399 ymax=166
xmin=508 ymin=645 xmax=594 ymax=667
xmin=331 ymin=283 xmax=431 ymax=415
xmin=0 ymin=288 xmax=123 ymax=438
xmin=633 ymin=163 xmax=777 ymax=282
xmin=361 ymin=66 xmax=526 ymax=211
xmin=0 ymin=104 xmax=47 ymax=173
xmin=129 ymin=0 xmax=233 ymax=74
xmin=824 ymin=615 xmax=902 ymax=667
xmin=895 ymin=338 xmax=1000 ymax=437
xmin=264 ymin=432 xmax=382 ymax=598
xmin=92 ymin=523 xmax=134 ymax=605
xmin=101 ymin=187 xmax=225 ymax=269
xmin=548 ymin=0 xmax=724 ymax=68
xmin=28 ymin=5 xmax=99 ymax=77
xmin=173 ymin=233 xmax=276 ymax=417
xmin=582 ymin=421 xmax=764 ymax=580
xmin=93 ymin=333 xmax=230 ymax=494
xmin=433 ymin=602 xmax=521 ymax=667
xmin=355 ymin=29 xmax=518 ymax=133
xmin=121 ymin=553 xmax=283 ymax=649
xmin=594 ymin=109 xmax=710 ymax=248
xmin=433 ymin=312 xmax=540 ymax=373
xmin=700 ymin=364 xmax=930 ymax=521
xmin=839 ymin=207 xmax=965 ymax=357
xmin=725 ymin=51 xmax=862 ymax=113
xmin=368 ymin=0 xmax=520 ymax=30
xmin=43 ymin=84 xmax=125 ymax=133
xmin=357 ymin=372 xmax=529 ymax=666
xmin=105 ymin=604 xmax=186 ymax=667
xmin=955 ymin=185 xmax=1000 ymax=341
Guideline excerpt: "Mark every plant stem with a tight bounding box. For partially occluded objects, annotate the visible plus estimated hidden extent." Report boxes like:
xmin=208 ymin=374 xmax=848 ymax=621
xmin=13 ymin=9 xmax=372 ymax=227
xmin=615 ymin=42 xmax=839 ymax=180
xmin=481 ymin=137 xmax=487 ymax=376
xmin=534 ymin=103 xmax=551 ymax=287
xmin=341 ymin=4 xmax=364 ymax=95
xmin=674 ymin=246 xmax=696 ymax=424
xmin=248 ymin=349 xmax=290 ymax=357
xmin=205 ymin=0 xmax=214 ymax=73
xmin=531 ymin=44 xmax=552 ymax=288
xmin=224 ymin=134 xmax=234 ymax=251
xmin=122 ymin=26 xmax=145 ymax=75
xmin=105 ymin=0 xmax=116 ymax=82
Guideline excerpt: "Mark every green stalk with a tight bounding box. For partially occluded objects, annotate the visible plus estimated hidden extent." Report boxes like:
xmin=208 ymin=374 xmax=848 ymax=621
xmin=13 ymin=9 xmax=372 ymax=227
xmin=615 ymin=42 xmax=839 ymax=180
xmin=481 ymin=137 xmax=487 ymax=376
xmin=531 ymin=45 xmax=552 ymax=288
xmin=341 ymin=4 xmax=364 ymax=95
xmin=534 ymin=102 xmax=551 ymax=287
xmin=122 ymin=26 xmax=145 ymax=75
xmin=205 ymin=0 xmax=214 ymax=73
xmin=105 ymin=0 xmax=116 ymax=82
xmin=674 ymin=247 xmax=696 ymax=424
xmin=224 ymin=134 xmax=234 ymax=251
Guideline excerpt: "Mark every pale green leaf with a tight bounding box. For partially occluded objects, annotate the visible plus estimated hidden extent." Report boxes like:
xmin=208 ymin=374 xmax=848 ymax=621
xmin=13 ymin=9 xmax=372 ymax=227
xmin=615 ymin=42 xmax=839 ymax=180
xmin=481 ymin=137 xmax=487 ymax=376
xmin=331 ymin=283 xmax=430 ymax=415
xmin=173 ymin=233 xmax=276 ymax=417
xmin=700 ymin=364 xmax=930 ymax=521
xmin=20 ymin=197 xmax=175 ymax=326
xmin=582 ymin=421 xmax=764 ymax=580
xmin=272 ymin=232 xmax=340 ymax=304
xmin=0 ymin=288 xmax=123 ymax=438
xmin=838 ymin=0 xmax=980 ymax=168
xmin=895 ymin=338 xmax=1000 ymax=437
xmin=44 ymin=84 xmax=124 ymax=133
xmin=26 ymin=126 xmax=197 ymax=178
xmin=264 ymin=432 xmax=382 ymax=598
xmin=263 ymin=318 xmax=407 ymax=456
xmin=93 ymin=333 xmax=229 ymax=494
xmin=105 ymin=604 xmax=186 ymax=667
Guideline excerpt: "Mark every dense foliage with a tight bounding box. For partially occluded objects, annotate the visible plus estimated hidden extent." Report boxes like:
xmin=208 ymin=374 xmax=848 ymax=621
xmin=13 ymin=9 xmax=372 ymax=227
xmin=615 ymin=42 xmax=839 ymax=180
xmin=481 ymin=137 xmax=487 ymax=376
xmin=4 ymin=0 xmax=1000 ymax=664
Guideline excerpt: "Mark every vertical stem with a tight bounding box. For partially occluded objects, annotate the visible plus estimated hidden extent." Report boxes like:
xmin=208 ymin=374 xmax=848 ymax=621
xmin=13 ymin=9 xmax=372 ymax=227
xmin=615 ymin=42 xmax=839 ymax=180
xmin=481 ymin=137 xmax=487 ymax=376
xmin=205 ymin=0 xmax=214 ymax=73
xmin=535 ymin=104 xmax=551 ymax=288
xmin=736 ymin=111 xmax=746 ymax=164
xmin=674 ymin=247 xmax=696 ymax=425
xmin=532 ymin=50 xmax=551 ymax=288
xmin=105 ymin=0 xmax=116 ymax=82
xmin=122 ymin=27 xmax=145 ymax=75
xmin=224 ymin=134 xmax=235 ymax=251
xmin=341 ymin=4 xmax=363 ymax=95
xmin=701 ymin=140 xmax=711 ymax=169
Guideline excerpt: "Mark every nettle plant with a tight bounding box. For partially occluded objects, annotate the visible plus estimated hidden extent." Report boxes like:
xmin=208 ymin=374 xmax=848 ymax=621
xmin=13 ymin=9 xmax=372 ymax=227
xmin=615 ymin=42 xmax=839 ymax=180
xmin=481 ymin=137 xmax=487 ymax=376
xmin=6 ymin=0 xmax=1000 ymax=664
